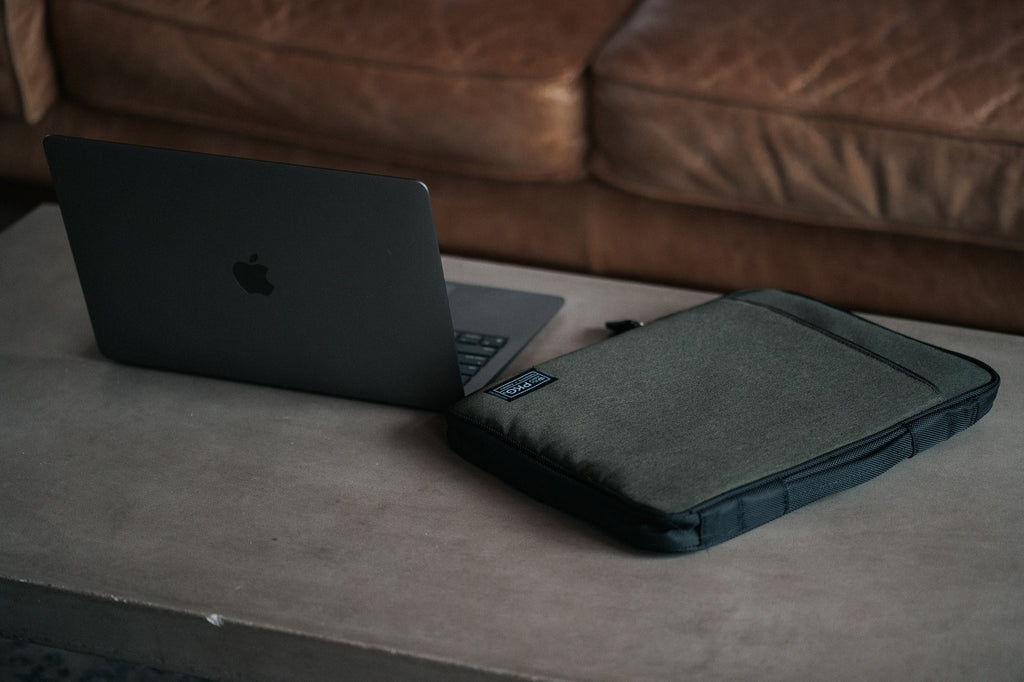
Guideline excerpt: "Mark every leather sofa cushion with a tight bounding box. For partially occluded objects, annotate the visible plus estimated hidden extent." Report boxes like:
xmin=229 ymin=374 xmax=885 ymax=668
xmin=591 ymin=0 xmax=1024 ymax=248
xmin=49 ymin=0 xmax=636 ymax=181
xmin=0 ymin=0 xmax=57 ymax=123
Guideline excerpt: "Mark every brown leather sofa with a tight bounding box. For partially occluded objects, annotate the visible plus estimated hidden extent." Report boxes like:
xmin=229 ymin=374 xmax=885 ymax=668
xmin=3 ymin=0 xmax=1023 ymax=332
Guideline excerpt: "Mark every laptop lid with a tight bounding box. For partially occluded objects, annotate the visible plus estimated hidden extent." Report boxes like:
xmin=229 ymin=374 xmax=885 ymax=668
xmin=43 ymin=136 xmax=561 ymax=409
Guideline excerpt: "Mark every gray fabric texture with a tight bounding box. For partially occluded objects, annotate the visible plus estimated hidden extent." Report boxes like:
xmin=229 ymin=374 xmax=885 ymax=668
xmin=451 ymin=292 xmax=993 ymax=512
xmin=733 ymin=290 xmax=992 ymax=396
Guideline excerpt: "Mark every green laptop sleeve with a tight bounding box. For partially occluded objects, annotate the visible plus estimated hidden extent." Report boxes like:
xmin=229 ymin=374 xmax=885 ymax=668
xmin=446 ymin=290 xmax=999 ymax=553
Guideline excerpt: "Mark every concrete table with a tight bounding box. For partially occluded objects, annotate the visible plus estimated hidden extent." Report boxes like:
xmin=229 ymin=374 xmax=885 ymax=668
xmin=2 ymin=205 xmax=1022 ymax=681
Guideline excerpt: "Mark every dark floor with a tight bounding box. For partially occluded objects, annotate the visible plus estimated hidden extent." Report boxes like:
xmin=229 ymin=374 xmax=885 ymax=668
xmin=0 ymin=638 xmax=215 ymax=682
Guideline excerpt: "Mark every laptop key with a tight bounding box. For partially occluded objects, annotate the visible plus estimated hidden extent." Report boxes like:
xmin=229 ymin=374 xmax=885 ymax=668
xmin=455 ymin=331 xmax=508 ymax=386
xmin=458 ymin=354 xmax=489 ymax=366
xmin=456 ymin=332 xmax=507 ymax=348
xmin=479 ymin=335 xmax=507 ymax=348
xmin=456 ymin=343 xmax=496 ymax=357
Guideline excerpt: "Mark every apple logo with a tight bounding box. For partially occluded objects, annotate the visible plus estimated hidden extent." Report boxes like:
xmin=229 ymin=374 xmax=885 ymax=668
xmin=233 ymin=254 xmax=274 ymax=295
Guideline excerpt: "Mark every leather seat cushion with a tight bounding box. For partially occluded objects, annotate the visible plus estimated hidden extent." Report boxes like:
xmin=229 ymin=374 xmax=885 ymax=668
xmin=591 ymin=0 xmax=1024 ymax=248
xmin=49 ymin=0 xmax=637 ymax=181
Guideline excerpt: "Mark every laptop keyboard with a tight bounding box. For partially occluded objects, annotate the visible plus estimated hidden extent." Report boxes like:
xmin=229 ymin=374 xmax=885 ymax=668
xmin=455 ymin=331 xmax=508 ymax=385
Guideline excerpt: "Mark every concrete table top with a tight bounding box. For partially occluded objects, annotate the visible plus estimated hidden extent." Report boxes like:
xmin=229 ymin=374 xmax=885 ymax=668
xmin=2 ymin=205 xmax=1022 ymax=681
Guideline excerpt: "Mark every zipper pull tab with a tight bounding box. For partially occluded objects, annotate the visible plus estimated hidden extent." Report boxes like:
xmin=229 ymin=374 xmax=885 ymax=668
xmin=605 ymin=319 xmax=644 ymax=336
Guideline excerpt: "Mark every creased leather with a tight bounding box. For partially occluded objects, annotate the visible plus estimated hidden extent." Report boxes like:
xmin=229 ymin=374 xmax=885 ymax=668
xmin=592 ymin=0 xmax=1024 ymax=243
xmin=72 ymin=0 xmax=629 ymax=80
xmin=48 ymin=0 xmax=637 ymax=180
xmin=0 ymin=0 xmax=57 ymax=123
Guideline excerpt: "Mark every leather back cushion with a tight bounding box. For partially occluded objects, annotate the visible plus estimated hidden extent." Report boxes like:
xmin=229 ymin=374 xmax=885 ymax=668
xmin=50 ymin=0 xmax=637 ymax=181
xmin=592 ymin=0 xmax=1024 ymax=248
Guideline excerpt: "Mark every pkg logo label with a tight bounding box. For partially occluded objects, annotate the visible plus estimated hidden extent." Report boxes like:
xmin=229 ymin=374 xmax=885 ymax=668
xmin=487 ymin=369 xmax=557 ymax=401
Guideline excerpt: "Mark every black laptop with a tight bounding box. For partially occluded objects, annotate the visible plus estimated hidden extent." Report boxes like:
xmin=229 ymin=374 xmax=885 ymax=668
xmin=43 ymin=135 xmax=563 ymax=409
